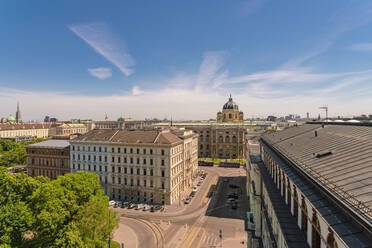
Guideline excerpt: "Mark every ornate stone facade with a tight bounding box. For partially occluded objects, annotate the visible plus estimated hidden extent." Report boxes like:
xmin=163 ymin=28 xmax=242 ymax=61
xmin=191 ymin=126 xmax=246 ymax=159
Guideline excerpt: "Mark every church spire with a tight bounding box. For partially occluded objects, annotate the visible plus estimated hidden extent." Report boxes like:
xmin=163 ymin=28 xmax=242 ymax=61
xmin=16 ymin=101 xmax=22 ymax=123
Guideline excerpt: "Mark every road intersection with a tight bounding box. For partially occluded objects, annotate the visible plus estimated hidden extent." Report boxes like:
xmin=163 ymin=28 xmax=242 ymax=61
xmin=112 ymin=166 xmax=248 ymax=248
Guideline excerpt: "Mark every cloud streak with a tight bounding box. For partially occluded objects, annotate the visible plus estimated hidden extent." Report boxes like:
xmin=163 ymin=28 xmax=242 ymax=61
xmin=88 ymin=67 xmax=112 ymax=80
xmin=1 ymin=50 xmax=372 ymax=121
xmin=236 ymin=0 xmax=267 ymax=17
xmin=349 ymin=42 xmax=372 ymax=51
xmin=69 ymin=23 xmax=135 ymax=76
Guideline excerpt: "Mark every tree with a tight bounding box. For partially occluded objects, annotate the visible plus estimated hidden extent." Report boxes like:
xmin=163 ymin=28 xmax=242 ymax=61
xmin=0 ymin=139 xmax=49 ymax=167
xmin=0 ymin=169 xmax=118 ymax=247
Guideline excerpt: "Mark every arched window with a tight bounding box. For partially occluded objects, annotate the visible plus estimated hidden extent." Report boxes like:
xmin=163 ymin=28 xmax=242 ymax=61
xmin=225 ymin=136 xmax=230 ymax=143
xmin=293 ymin=185 xmax=298 ymax=220
xmin=287 ymin=177 xmax=291 ymax=206
xmin=279 ymin=171 xmax=283 ymax=196
xmin=200 ymin=144 xmax=203 ymax=150
xmin=229 ymin=113 xmax=232 ymax=119
xmin=327 ymin=229 xmax=338 ymax=248
xmin=276 ymin=166 xmax=280 ymax=189
xmin=206 ymin=135 xmax=210 ymax=142
xmin=312 ymin=209 xmax=321 ymax=248
xmin=200 ymin=135 xmax=203 ymax=142
xmin=301 ymin=196 xmax=308 ymax=234
xmin=232 ymin=136 xmax=237 ymax=143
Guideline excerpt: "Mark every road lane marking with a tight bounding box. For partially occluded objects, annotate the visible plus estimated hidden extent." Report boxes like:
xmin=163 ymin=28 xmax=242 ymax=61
xmin=181 ymin=225 xmax=203 ymax=248
xmin=195 ymin=229 xmax=206 ymax=248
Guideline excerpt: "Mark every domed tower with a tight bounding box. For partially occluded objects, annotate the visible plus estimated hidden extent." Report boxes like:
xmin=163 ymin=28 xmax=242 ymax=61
xmin=217 ymin=95 xmax=244 ymax=123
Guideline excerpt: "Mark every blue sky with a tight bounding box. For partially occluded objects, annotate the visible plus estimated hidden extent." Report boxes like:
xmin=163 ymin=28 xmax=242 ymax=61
xmin=1 ymin=0 xmax=372 ymax=121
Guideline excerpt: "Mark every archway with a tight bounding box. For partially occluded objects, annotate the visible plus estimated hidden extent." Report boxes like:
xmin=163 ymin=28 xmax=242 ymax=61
xmin=327 ymin=229 xmax=338 ymax=248
xmin=293 ymin=185 xmax=298 ymax=221
xmin=301 ymin=196 xmax=308 ymax=234
xmin=312 ymin=210 xmax=321 ymax=248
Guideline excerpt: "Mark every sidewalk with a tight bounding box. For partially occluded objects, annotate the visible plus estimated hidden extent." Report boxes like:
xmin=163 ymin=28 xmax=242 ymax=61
xmin=113 ymin=222 xmax=138 ymax=248
xmin=162 ymin=176 xmax=202 ymax=214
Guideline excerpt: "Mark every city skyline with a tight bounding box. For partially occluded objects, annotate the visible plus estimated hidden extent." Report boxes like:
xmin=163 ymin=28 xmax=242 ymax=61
xmin=2 ymin=1 xmax=372 ymax=120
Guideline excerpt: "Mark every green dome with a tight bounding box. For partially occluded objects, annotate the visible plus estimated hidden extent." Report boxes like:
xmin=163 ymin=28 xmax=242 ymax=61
xmin=7 ymin=115 xmax=16 ymax=122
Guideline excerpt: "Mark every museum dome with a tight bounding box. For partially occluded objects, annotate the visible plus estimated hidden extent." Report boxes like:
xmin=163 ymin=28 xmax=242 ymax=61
xmin=222 ymin=95 xmax=239 ymax=110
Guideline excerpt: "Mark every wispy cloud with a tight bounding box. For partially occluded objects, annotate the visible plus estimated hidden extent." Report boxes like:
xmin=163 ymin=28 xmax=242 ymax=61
xmin=69 ymin=23 xmax=135 ymax=76
xmin=196 ymin=51 xmax=227 ymax=90
xmin=2 ymin=51 xmax=372 ymax=120
xmin=88 ymin=67 xmax=112 ymax=80
xmin=236 ymin=0 xmax=267 ymax=17
xmin=349 ymin=42 xmax=372 ymax=51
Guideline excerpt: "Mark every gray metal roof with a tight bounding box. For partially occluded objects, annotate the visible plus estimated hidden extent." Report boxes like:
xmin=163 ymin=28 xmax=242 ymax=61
xmin=27 ymin=139 xmax=70 ymax=148
xmin=261 ymin=124 xmax=372 ymax=225
xmin=260 ymin=143 xmax=372 ymax=248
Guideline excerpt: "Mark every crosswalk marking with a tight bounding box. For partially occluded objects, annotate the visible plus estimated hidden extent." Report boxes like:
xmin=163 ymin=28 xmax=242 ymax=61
xmin=202 ymin=234 xmax=219 ymax=246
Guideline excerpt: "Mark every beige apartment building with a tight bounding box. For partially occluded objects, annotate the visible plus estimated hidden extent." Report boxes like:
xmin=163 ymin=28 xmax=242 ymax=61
xmin=70 ymin=128 xmax=198 ymax=205
xmin=0 ymin=124 xmax=52 ymax=139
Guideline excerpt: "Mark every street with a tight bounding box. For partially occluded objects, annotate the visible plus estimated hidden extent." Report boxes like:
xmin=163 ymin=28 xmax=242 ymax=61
xmin=112 ymin=166 xmax=249 ymax=248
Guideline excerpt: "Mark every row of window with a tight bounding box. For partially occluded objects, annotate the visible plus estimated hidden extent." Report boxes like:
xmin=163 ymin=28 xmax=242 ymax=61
xmin=108 ymin=177 xmax=165 ymax=189
xmin=72 ymin=154 xmax=165 ymax=166
xmin=72 ymin=145 xmax=165 ymax=155
xmin=30 ymin=158 xmax=66 ymax=167
xmin=71 ymin=164 xmax=166 ymax=177
xmin=110 ymin=189 xmax=165 ymax=204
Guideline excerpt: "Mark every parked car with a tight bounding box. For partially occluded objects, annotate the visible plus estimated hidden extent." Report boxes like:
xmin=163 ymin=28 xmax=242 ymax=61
xmin=228 ymin=198 xmax=235 ymax=202
xmin=154 ymin=205 xmax=163 ymax=211
xmin=128 ymin=203 xmax=136 ymax=209
xmin=189 ymin=191 xmax=196 ymax=197
xmin=197 ymin=181 xmax=202 ymax=186
xmin=135 ymin=204 xmax=144 ymax=210
xmin=193 ymin=186 xmax=198 ymax=192
xmin=229 ymin=184 xmax=239 ymax=189
xmin=109 ymin=200 xmax=115 ymax=206
xmin=121 ymin=201 xmax=130 ymax=208
xmin=114 ymin=201 xmax=121 ymax=208
xmin=227 ymin=192 xmax=238 ymax=199
xmin=143 ymin=205 xmax=151 ymax=211
xmin=184 ymin=197 xmax=191 ymax=204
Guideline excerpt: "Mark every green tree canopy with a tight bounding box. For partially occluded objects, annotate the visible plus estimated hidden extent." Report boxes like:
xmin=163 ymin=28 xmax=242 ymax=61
xmin=0 ymin=169 xmax=118 ymax=248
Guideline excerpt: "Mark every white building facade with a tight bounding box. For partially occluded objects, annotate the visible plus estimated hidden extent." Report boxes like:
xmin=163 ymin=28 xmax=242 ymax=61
xmin=70 ymin=128 xmax=198 ymax=205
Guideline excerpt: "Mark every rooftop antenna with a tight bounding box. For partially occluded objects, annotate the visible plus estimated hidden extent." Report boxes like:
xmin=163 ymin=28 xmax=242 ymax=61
xmin=319 ymin=106 xmax=328 ymax=122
